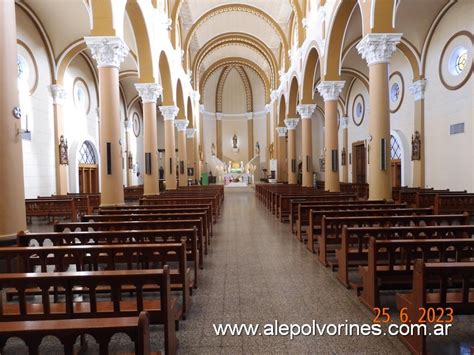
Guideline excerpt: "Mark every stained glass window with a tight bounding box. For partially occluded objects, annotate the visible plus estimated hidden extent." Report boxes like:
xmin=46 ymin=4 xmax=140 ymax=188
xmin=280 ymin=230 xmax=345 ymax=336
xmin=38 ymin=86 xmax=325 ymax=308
xmin=16 ymin=55 xmax=29 ymax=81
xmin=449 ymin=47 xmax=468 ymax=76
xmin=79 ymin=141 xmax=96 ymax=164
xmin=356 ymin=102 xmax=363 ymax=118
xmin=390 ymin=83 xmax=400 ymax=103
xmin=390 ymin=135 xmax=402 ymax=160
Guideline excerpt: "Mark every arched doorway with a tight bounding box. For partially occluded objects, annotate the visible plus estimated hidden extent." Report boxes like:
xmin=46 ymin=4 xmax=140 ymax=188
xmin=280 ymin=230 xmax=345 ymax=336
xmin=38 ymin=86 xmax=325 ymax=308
xmin=78 ymin=141 xmax=99 ymax=193
xmin=390 ymin=134 xmax=403 ymax=188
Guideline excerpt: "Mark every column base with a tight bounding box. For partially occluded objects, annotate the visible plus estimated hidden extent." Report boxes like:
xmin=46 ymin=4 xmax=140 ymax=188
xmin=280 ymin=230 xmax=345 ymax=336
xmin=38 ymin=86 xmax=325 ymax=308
xmin=100 ymin=202 xmax=126 ymax=208
xmin=143 ymin=192 xmax=160 ymax=196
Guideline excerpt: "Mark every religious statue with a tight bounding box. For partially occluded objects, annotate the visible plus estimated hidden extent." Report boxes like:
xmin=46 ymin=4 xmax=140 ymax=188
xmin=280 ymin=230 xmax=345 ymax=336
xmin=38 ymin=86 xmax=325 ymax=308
xmin=232 ymin=134 xmax=238 ymax=149
xmin=240 ymin=161 xmax=244 ymax=172
xmin=199 ymin=144 xmax=204 ymax=161
xmin=268 ymin=142 xmax=274 ymax=160
xmin=211 ymin=142 xmax=216 ymax=156
xmin=255 ymin=141 xmax=260 ymax=155
xmin=341 ymin=147 xmax=347 ymax=166
xmin=59 ymin=135 xmax=68 ymax=165
xmin=127 ymin=152 xmax=133 ymax=169
xmin=411 ymin=131 xmax=421 ymax=161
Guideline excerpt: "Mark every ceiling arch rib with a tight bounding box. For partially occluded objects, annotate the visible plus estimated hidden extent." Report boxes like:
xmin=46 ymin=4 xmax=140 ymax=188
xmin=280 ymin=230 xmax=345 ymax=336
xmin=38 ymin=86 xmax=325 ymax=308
xmin=200 ymin=57 xmax=270 ymax=104
xmin=192 ymin=32 xmax=279 ymax=89
xmin=215 ymin=65 xmax=253 ymax=113
xmin=182 ymin=4 xmax=290 ymax=72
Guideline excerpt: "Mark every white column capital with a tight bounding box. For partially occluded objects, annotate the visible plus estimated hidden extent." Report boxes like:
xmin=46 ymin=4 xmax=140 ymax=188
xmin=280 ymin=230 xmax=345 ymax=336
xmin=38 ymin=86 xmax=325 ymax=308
xmin=124 ymin=119 xmax=131 ymax=130
xmin=316 ymin=81 xmax=345 ymax=101
xmin=84 ymin=36 xmax=129 ymax=68
xmin=186 ymin=127 xmax=197 ymax=138
xmin=271 ymin=90 xmax=280 ymax=102
xmin=265 ymin=104 xmax=271 ymax=113
xmin=159 ymin=105 xmax=179 ymax=120
xmin=175 ymin=119 xmax=189 ymax=131
xmin=284 ymin=117 xmax=299 ymax=130
xmin=341 ymin=116 xmax=349 ymax=129
xmin=297 ymin=104 xmax=316 ymax=119
xmin=216 ymin=113 xmax=223 ymax=121
xmin=135 ymin=83 xmax=162 ymax=104
xmin=199 ymin=104 xmax=205 ymax=113
xmin=246 ymin=113 xmax=253 ymax=120
xmin=191 ymin=90 xmax=200 ymax=102
xmin=49 ymin=84 xmax=68 ymax=105
xmin=356 ymin=33 xmax=402 ymax=66
xmin=409 ymin=79 xmax=427 ymax=101
xmin=276 ymin=126 xmax=288 ymax=137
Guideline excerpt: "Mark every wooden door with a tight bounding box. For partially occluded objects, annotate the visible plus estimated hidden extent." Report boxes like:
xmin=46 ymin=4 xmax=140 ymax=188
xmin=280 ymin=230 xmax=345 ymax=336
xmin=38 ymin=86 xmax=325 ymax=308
xmin=79 ymin=164 xmax=99 ymax=193
xmin=391 ymin=160 xmax=401 ymax=187
xmin=352 ymin=142 xmax=366 ymax=184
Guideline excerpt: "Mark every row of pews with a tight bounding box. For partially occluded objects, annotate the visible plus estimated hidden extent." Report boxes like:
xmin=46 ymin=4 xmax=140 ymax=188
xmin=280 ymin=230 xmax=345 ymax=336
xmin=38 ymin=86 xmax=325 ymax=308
xmin=2 ymin=185 xmax=224 ymax=354
xmin=256 ymin=183 xmax=474 ymax=355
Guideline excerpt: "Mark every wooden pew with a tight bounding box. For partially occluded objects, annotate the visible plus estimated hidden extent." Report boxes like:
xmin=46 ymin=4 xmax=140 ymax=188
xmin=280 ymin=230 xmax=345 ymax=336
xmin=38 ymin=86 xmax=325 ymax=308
xmin=25 ymin=198 xmax=77 ymax=223
xmin=359 ymin=238 xmax=474 ymax=309
xmin=1 ymin=243 xmax=192 ymax=318
xmin=140 ymin=197 xmax=220 ymax=222
xmin=434 ymin=193 xmax=474 ymax=215
xmin=313 ymin=207 xmax=434 ymax=261
xmin=124 ymin=185 xmax=144 ymax=201
xmin=337 ymin=224 xmax=474 ymax=288
xmin=0 ymin=267 xmax=178 ymax=354
xmin=17 ymin=228 xmax=200 ymax=286
xmin=396 ymin=260 xmax=474 ymax=355
xmin=54 ymin=218 xmax=207 ymax=260
xmin=296 ymin=201 xmax=403 ymax=242
xmin=0 ymin=311 xmax=153 ymax=355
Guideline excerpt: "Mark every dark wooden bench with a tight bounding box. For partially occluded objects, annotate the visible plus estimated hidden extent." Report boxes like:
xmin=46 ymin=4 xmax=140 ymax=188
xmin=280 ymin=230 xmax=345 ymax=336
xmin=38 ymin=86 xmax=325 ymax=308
xmin=0 ymin=311 xmax=154 ymax=355
xmin=319 ymin=212 xmax=469 ymax=266
xmin=25 ymin=198 xmax=77 ymax=223
xmin=124 ymin=185 xmax=144 ymax=201
xmin=17 ymin=228 xmax=200 ymax=285
xmin=396 ymin=260 xmax=474 ymax=355
xmin=360 ymin=238 xmax=474 ymax=309
xmin=0 ymin=267 xmax=178 ymax=354
xmin=434 ymin=193 xmax=474 ymax=215
xmin=140 ymin=197 xmax=220 ymax=222
xmin=336 ymin=224 xmax=474 ymax=288
xmin=1 ymin=242 xmax=192 ymax=318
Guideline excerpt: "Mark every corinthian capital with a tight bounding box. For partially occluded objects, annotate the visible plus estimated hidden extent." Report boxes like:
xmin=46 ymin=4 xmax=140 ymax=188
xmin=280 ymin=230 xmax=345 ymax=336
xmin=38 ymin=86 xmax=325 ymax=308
xmin=317 ymin=81 xmax=345 ymax=101
xmin=186 ymin=128 xmax=197 ymax=138
xmin=297 ymin=104 xmax=316 ymax=119
xmin=135 ymin=83 xmax=162 ymax=104
xmin=159 ymin=105 xmax=179 ymax=120
xmin=175 ymin=119 xmax=189 ymax=131
xmin=276 ymin=126 xmax=288 ymax=137
xmin=356 ymin=33 xmax=402 ymax=66
xmin=284 ymin=118 xmax=299 ymax=130
xmin=84 ymin=36 xmax=129 ymax=68
xmin=49 ymin=84 xmax=67 ymax=105
xmin=409 ymin=79 xmax=427 ymax=101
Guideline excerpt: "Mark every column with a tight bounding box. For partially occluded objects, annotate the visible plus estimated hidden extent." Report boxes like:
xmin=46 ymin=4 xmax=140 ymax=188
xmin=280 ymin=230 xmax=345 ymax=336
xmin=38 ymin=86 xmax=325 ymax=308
xmin=124 ymin=119 xmax=133 ymax=187
xmin=297 ymin=104 xmax=316 ymax=187
xmin=317 ymin=81 xmax=345 ymax=192
xmin=175 ymin=119 xmax=189 ymax=187
xmin=276 ymin=127 xmax=288 ymax=182
xmin=85 ymin=36 xmax=129 ymax=206
xmin=341 ymin=117 xmax=349 ymax=183
xmin=247 ymin=113 xmax=254 ymax=160
xmin=159 ymin=106 xmax=179 ymax=190
xmin=216 ymin=113 xmax=223 ymax=160
xmin=135 ymin=83 xmax=162 ymax=195
xmin=186 ymin=127 xmax=197 ymax=181
xmin=0 ymin=0 xmax=27 ymax=242
xmin=357 ymin=33 xmax=402 ymax=200
xmin=409 ymin=79 xmax=426 ymax=188
xmin=49 ymin=85 xmax=69 ymax=195
xmin=198 ymin=105 xmax=205 ymax=178
xmin=284 ymin=118 xmax=299 ymax=184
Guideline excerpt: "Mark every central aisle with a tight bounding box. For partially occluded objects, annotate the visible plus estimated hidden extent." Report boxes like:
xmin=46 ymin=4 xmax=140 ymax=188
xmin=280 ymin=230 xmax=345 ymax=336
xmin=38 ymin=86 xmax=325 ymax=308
xmin=177 ymin=187 xmax=407 ymax=354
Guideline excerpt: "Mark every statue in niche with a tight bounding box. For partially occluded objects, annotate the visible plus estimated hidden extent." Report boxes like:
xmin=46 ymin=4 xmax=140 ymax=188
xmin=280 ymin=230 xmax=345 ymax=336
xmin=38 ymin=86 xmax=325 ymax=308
xmin=268 ymin=143 xmax=274 ymax=160
xmin=199 ymin=144 xmax=204 ymax=161
xmin=232 ymin=134 xmax=238 ymax=149
xmin=211 ymin=142 xmax=216 ymax=156
xmin=411 ymin=131 xmax=421 ymax=161
xmin=59 ymin=135 xmax=68 ymax=165
xmin=255 ymin=141 xmax=260 ymax=155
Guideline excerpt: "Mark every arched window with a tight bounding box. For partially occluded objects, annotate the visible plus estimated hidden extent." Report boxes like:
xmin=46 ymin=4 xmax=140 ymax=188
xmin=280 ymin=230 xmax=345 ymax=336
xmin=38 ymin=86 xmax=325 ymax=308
xmin=390 ymin=135 xmax=402 ymax=160
xmin=78 ymin=141 xmax=96 ymax=164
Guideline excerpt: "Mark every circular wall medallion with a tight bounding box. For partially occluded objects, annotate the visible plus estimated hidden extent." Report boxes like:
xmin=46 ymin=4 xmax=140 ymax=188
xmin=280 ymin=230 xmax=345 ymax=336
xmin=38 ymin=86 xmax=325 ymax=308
xmin=389 ymin=72 xmax=404 ymax=113
xmin=132 ymin=112 xmax=141 ymax=137
xmin=73 ymin=78 xmax=91 ymax=114
xmin=351 ymin=94 xmax=365 ymax=126
xmin=439 ymin=31 xmax=473 ymax=90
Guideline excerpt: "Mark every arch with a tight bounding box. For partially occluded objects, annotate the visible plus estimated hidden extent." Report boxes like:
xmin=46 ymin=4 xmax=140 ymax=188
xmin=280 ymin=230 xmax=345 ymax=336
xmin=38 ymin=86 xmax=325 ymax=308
xmin=287 ymin=76 xmax=300 ymax=117
xmin=216 ymin=66 xmax=253 ymax=113
xmin=278 ymin=94 xmax=286 ymax=126
xmin=182 ymin=4 xmax=289 ymax=71
xmin=187 ymin=96 xmax=194 ymax=127
xmin=89 ymin=0 xmax=116 ymax=36
xmin=69 ymin=137 xmax=101 ymax=193
xmin=175 ymin=79 xmax=186 ymax=119
xmin=192 ymin=32 xmax=279 ymax=88
xmin=301 ymin=46 xmax=321 ymax=104
xmin=371 ymin=0 xmax=397 ymax=33
xmin=125 ymin=0 xmax=155 ymax=83
xmin=324 ymin=0 xmax=359 ymax=80
xmin=200 ymin=57 xmax=270 ymax=103
xmin=159 ymin=51 xmax=174 ymax=105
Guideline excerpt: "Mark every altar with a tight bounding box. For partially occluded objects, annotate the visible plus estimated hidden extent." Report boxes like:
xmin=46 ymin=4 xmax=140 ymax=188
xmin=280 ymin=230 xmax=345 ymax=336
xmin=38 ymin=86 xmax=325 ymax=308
xmin=224 ymin=173 xmax=251 ymax=187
